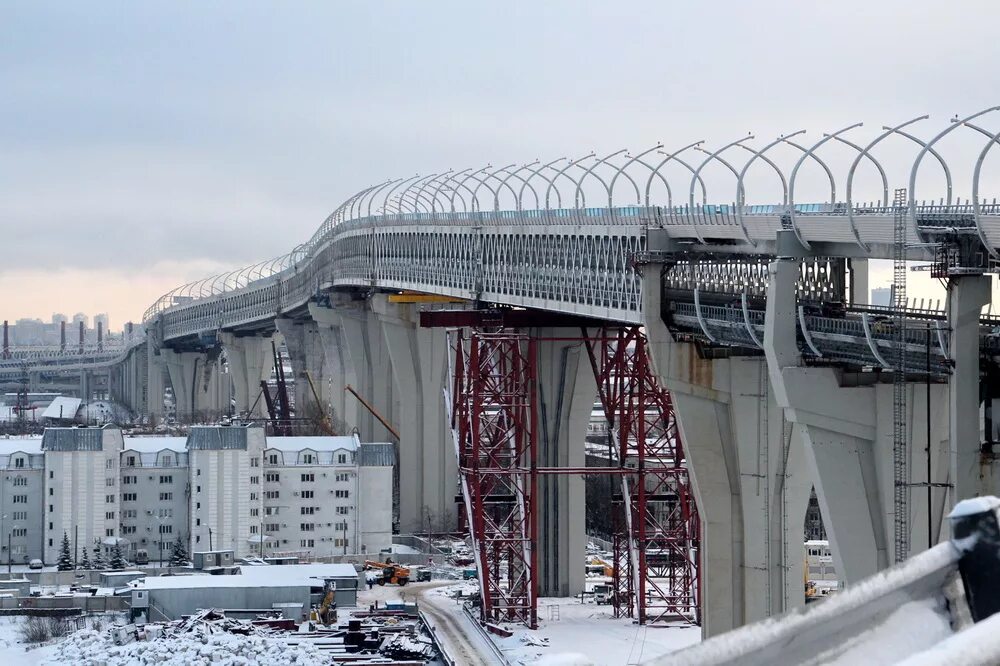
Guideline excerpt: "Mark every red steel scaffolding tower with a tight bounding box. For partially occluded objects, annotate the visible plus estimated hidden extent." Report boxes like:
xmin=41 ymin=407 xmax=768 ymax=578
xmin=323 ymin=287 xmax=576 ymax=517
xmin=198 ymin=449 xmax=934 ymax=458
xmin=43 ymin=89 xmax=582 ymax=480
xmin=443 ymin=317 xmax=699 ymax=629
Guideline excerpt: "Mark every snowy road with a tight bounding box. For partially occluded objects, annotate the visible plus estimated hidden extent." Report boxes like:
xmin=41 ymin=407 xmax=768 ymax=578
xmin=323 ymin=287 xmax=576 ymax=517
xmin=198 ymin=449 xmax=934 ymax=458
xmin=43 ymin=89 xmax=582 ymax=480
xmin=359 ymin=581 xmax=504 ymax=665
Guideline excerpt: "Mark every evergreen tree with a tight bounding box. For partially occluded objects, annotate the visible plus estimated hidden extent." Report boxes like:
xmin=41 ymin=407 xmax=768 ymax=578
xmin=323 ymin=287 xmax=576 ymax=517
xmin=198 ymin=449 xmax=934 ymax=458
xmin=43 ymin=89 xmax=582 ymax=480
xmin=91 ymin=541 xmax=107 ymax=570
xmin=56 ymin=532 xmax=73 ymax=571
xmin=169 ymin=536 xmax=189 ymax=567
xmin=78 ymin=546 xmax=91 ymax=570
xmin=109 ymin=543 xmax=127 ymax=570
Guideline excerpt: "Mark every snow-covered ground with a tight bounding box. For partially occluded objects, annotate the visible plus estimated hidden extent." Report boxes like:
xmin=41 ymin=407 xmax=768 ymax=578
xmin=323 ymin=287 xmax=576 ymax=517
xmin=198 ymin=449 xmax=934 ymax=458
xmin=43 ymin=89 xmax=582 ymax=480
xmin=0 ymin=616 xmax=61 ymax=665
xmin=421 ymin=583 xmax=700 ymax=666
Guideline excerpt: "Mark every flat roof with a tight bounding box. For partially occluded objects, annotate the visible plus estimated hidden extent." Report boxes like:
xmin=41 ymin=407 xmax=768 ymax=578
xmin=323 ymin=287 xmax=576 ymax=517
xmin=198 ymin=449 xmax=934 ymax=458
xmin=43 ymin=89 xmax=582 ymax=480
xmin=122 ymin=437 xmax=188 ymax=453
xmin=134 ymin=563 xmax=358 ymax=590
xmin=266 ymin=436 xmax=358 ymax=453
xmin=0 ymin=438 xmax=43 ymax=454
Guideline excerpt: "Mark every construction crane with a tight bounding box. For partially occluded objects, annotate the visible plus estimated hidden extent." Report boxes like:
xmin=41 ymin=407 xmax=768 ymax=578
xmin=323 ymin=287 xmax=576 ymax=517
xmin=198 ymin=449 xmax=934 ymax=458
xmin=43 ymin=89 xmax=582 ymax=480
xmin=344 ymin=385 xmax=399 ymax=441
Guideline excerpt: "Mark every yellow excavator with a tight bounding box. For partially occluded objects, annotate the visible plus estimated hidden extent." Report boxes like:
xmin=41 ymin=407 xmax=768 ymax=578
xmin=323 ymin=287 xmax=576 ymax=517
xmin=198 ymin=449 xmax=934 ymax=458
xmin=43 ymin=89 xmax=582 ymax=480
xmin=365 ymin=559 xmax=410 ymax=586
xmin=310 ymin=580 xmax=337 ymax=624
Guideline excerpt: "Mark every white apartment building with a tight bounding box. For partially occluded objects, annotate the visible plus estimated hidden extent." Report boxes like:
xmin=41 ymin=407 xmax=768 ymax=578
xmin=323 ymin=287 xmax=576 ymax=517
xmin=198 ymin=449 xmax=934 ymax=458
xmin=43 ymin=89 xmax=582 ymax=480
xmin=42 ymin=427 xmax=121 ymax=564
xmin=0 ymin=425 xmax=394 ymax=565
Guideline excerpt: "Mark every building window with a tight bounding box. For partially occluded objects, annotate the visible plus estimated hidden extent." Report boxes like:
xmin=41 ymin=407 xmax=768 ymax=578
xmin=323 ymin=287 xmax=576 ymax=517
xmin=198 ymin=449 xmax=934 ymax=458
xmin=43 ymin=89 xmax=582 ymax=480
xmin=48 ymin=522 xmax=53 ymax=530
xmin=300 ymin=507 xmax=315 ymax=515
xmin=268 ymin=454 xmax=278 ymax=465
xmin=106 ymin=478 xmax=115 ymax=487
xmin=265 ymin=507 xmax=277 ymax=516
xmin=196 ymin=502 xmax=200 ymax=510
xmin=250 ymin=476 xmax=259 ymax=485
xmin=250 ymin=508 xmax=259 ymax=517
xmin=48 ymin=471 xmax=53 ymax=479
xmin=335 ymin=490 xmax=349 ymax=498
xmin=106 ymin=459 xmax=114 ymax=470
xmin=12 ymin=528 xmax=26 ymax=538
xmin=124 ymin=510 xmax=136 ymax=519
xmin=48 ymin=488 xmax=53 ymax=496
xmin=122 ymin=493 xmax=136 ymax=502
xmin=123 ymin=476 xmax=137 ymax=485
xmin=265 ymin=523 xmax=279 ymax=532
xmin=300 ymin=474 xmax=314 ymax=483
xmin=159 ymin=492 xmax=173 ymax=501
xmin=13 ymin=458 xmax=24 ymax=469
xmin=125 ymin=456 xmax=136 ymax=466
xmin=105 ymin=494 xmax=115 ymax=504
xmin=48 ymin=504 xmax=53 ymax=513
xmin=196 ymin=535 xmax=200 ymax=543
xmin=265 ymin=491 xmax=279 ymax=500
xmin=162 ymin=456 xmax=173 ymax=466
xmin=251 ymin=457 xmax=260 ymax=468
xmin=13 ymin=496 xmax=26 ymax=504
xmin=105 ymin=529 xmax=114 ymax=537
xmin=48 ymin=538 xmax=52 ymax=547
xmin=301 ymin=490 xmax=314 ymax=499
xmin=334 ymin=538 xmax=348 ymax=547
xmin=158 ymin=508 xmax=173 ymax=518
xmin=265 ymin=473 xmax=279 ymax=483
xmin=336 ymin=507 xmax=349 ymax=515
xmin=300 ymin=523 xmax=314 ymax=532
xmin=250 ymin=492 xmax=258 ymax=502
xmin=335 ymin=473 xmax=349 ymax=482
xmin=158 ymin=525 xmax=172 ymax=534
xmin=299 ymin=539 xmax=314 ymax=548
xmin=337 ymin=454 xmax=347 ymax=464
xmin=159 ymin=475 xmax=173 ymax=484
xmin=122 ymin=526 xmax=136 ymax=535
xmin=12 ymin=477 xmax=25 ymax=487
xmin=13 ymin=512 xmax=26 ymax=520
xmin=250 ymin=525 xmax=258 ymax=534
xmin=302 ymin=454 xmax=314 ymax=464
xmin=106 ymin=512 xmax=115 ymax=520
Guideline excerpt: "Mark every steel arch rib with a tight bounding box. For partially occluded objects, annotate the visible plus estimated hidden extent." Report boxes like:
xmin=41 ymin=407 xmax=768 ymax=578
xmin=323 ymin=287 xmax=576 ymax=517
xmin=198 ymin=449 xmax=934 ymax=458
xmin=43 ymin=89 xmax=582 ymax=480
xmin=609 ymin=144 xmax=660 ymax=207
xmin=787 ymin=123 xmax=862 ymax=250
xmin=972 ymin=125 xmax=1000 ymax=258
xmin=909 ymin=107 xmax=1000 ymax=242
xmin=520 ymin=158 xmax=566 ymax=216
xmin=575 ymin=149 xmax=626 ymax=211
xmin=481 ymin=164 xmax=521 ymax=216
xmin=452 ymin=166 xmax=494 ymax=214
xmin=547 ymin=153 xmax=594 ymax=222
xmin=845 ymin=116 xmax=927 ymax=251
xmin=496 ymin=162 xmax=540 ymax=212
xmin=689 ymin=136 xmax=752 ymax=214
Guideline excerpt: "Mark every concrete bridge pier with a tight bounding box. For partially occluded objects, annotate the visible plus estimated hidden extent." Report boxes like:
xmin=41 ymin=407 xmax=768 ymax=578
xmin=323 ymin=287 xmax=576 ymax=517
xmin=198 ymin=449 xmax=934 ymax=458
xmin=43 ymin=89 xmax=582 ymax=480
xmin=641 ymin=266 xmax=812 ymax=637
xmin=275 ymin=318 xmax=327 ymax=420
xmin=147 ymin=343 xmax=167 ymax=420
xmin=371 ymin=295 xmax=455 ymax=534
xmin=531 ymin=328 xmax=594 ymax=598
xmin=308 ymin=303 xmax=358 ymax=434
xmin=327 ymin=301 xmax=397 ymax=444
xmin=161 ymin=348 xmax=226 ymax=421
xmin=764 ymin=258 xmax=953 ymax=584
xmin=112 ymin=345 xmax=148 ymax=415
xmin=219 ymin=332 xmax=273 ymax=418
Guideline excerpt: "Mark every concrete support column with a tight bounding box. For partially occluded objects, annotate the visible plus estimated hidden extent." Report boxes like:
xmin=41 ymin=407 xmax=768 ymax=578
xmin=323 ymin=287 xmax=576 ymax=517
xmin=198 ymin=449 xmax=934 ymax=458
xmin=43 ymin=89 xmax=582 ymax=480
xmin=948 ymin=274 xmax=991 ymax=502
xmin=147 ymin=343 xmax=167 ymax=420
xmin=641 ymin=265 xmax=812 ymax=637
xmin=220 ymin=332 xmax=273 ymax=418
xmin=275 ymin=318 xmax=326 ymax=420
xmin=309 ymin=303 xmax=358 ymax=433
xmin=161 ymin=348 xmax=196 ymax=420
xmin=764 ymin=258 xmax=952 ymax=585
xmin=371 ymin=295 xmax=455 ymax=533
xmin=532 ymin=328 xmax=595 ymax=598
xmin=161 ymin=349 xmax=222 ymax=421
xmin=334 ymin=304 xmax=396 ymax=445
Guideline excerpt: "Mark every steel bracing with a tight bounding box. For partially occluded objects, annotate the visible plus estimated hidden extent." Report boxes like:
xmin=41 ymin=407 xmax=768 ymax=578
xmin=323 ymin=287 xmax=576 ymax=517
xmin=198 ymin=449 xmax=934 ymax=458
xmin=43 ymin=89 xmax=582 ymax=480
xmin=444 ymin=324 xmax=698 ymax=629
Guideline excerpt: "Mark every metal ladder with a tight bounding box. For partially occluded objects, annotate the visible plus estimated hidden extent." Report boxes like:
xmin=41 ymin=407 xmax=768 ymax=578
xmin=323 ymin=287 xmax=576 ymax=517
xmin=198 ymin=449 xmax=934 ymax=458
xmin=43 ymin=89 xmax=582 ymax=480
xmin=892 ymin=187 xmax=909 ymax=563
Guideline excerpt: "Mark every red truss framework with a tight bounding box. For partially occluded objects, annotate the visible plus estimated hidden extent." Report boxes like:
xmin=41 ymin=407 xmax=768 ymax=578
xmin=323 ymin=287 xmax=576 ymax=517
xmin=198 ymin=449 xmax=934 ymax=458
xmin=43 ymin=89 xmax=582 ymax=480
xmin=583 ymin=326 xmax=700 ymax=625
xmin=444 ymin=321 xmax=699 ymax=629
xmin=448 ymin=330 xmax=538 ymax=628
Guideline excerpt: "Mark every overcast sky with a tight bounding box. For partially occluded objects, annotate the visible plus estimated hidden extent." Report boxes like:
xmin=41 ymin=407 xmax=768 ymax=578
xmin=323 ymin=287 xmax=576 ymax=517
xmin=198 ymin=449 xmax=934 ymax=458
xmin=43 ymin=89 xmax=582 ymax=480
xmin=3 ymin=1 xmax=999 ymax=326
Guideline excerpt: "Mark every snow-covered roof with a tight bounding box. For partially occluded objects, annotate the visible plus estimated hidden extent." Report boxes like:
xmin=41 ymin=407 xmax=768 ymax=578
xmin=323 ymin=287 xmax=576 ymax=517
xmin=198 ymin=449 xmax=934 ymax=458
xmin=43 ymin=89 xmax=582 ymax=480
xmin=122 ymin=437 xmax=188 ymax=453
xmin=134 ymin=563 xmax=358 ymax=590
xmin=41 ymin=397 xmax=81 ymax=420
xmin=265 ymin=436 xmax=359 ymax=453
xmin=0 ymin=438 xmax=44 ymax=455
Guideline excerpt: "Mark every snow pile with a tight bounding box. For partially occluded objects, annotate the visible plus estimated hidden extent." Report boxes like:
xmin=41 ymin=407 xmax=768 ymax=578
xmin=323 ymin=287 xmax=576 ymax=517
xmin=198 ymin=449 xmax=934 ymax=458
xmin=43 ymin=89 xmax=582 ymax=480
xmin=537 ymin=655 xmax=595 ymax=665
xmin=43 ymin=625 xmax=326 ymax=665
